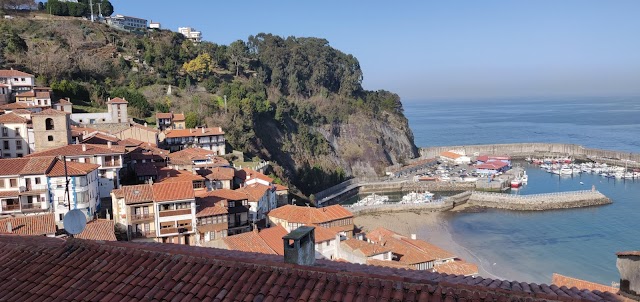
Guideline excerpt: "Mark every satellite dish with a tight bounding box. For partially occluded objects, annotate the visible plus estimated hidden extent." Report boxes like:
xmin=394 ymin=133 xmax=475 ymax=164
xmin=63 ymin=209 xmax=87 ymax=235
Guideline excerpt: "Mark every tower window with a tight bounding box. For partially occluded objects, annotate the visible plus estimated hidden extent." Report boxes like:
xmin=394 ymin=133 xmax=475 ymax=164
xmin=47 ymin=135 xmax=53 ymax=141
xmin=45 ymin=118 xmax=55 ymax=130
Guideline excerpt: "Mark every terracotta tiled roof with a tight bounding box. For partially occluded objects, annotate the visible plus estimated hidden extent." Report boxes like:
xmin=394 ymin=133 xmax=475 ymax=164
xmin=156 ymin=168 xmax=205 ymax=183
xmin=196 ymin=197 xmax=228 ymax=217
xmin=27 ymin=144 xmax=125 ymax=157
xmin=400 ymin=237 xmax=456 ymax=260
xmin=74 ymin=219 xmax=116 ymax=241
xmin=156 ymin=112 xmax=172 ymax=119
xmin=238 ymin=183 xmax=272 ymax=202
xmin=366 ymin=259 xmax=411 ymax=269
xmin=0 ymin=157 xmax=57 ymax=176
xmin=0 ymin=214 xmax=56 ymax=236
xmin=106 ymin=97 xmax=128 ymax=104
xmin=0 ymin=69 xmax=33 ymax=77
xmin=235 ymin=168 xmax=273 ymax=184
xmin=47 ymin=160 xmax=100 ymax=177
xmin=552 ymin=273 xmax=618 ymax=293
xmin=165 ymin=127 xmax=224 ymax=138
xmin=173 ymin=113 xmax=185 ymax=121
xmin=434 ymin=260 xmax=479 ymax=276
xmin=81 ymin=132 xmax=120 ymax=144
xmin=167 ymin=148 xmax=229 ymax=166
xmin=15 ymin=91 xmax=35 ymax=97
xmin=367 ymin=227 xmax=456 ymax=265
xmin=31 ymin=108 xmax=69 ymax=116
xmin=152 ymin=181 xmax=195 ymax=202
xmin=57 ymin=99 xmax=72 ymax=105
xmin=203 ymin=189 xmax=248 ymax=201
xmin=9 ymin=109 xmax=31 ymax=115
xmin=35 ymin=91 xmax=50 ymax=99
xmin=0 ymin=235 xmax=621 ymax=301
xmin=111 ymin=184 xmax=154 ymax=205
xmin=222 ymin=230 xmax=277 ymax=255
xmin=313 ymin=225 xmax=339 ymax=243
xmin=268 ymin=205 xmax=354 ymax=225
xmin=440 ymin=151 xmax=463 ymax=159
xmin=257 ymin=225 xmax=288 ymax=255
xmin=117 ymin=138 xmax=145 ymax=147
xmin=341 ymin=238 xmax=391 ymax=257
xmin=275 ymin=184 xmax=289 ymax=191
xmin=202 ymin=167 xmax=235 ymax=181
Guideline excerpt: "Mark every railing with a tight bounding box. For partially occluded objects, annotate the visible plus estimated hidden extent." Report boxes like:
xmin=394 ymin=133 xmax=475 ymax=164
xmin=159 ymin=226 xmax=192 ymax=235
xmin=131 ymin=213 xmax=154 ymax=221
xmin=21 ymin=203 xmax=45 ymax=211
xmin=158 ymin=208 xmax=191 ymax=217
xmin=102 ymin=160 xmax=121 ymax=167
xmin=24 ymin=184 xmax=47 ymax=191
xmin=229 ymin=221 xmax=249 ymax=228
xmin=131 ymin=230 xmax=155 ymax=239
xmin=472 ymin=190 xmax=600 ymax=200
xmin=1 ymin=204 xmax=20 ymax=211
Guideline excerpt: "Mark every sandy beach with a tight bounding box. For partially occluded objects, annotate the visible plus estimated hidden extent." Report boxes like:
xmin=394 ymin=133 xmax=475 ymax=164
xmin=354 ymin=211 xmax=505 ymax=280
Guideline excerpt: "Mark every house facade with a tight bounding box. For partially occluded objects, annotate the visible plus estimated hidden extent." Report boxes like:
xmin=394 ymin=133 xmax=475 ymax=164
xmin=155 ymin=112 xmax=185 ymax=131
xmin=111 ymin=181 xmax=198 ymax=245
xmin=200 ymin=189 xmax=251 ymax=236
xmin=106 ymin=14 xmax=148 ymax=30
xmin=162 ymin=127 xmax=225 ymax=154
xmin=178 ymin=27 xmax=202 ymax=43
xmin=267 ymin=204 xmax=355 ymax=237
xmin=0 ymin=113 xmax=30 ymax=158
xmin=70 ymin=97 xmax=129 ymax=125
xmin=239 ymin=183 xmax=276 ymax=227
xmin=0 ymin=69 xmax=35 ymax=96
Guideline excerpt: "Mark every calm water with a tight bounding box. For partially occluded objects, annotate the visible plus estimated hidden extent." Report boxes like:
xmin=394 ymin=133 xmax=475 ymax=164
xmin=403 ymin=98 xmax=640 ymax=285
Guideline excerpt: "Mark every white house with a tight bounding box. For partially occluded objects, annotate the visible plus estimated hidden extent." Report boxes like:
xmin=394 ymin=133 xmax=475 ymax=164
xmin=149 ymin=20 xmax=161 ymax=29
xmin=439 ymin=151 xmax=471 ymax=165
xmin=0 ymin=69 xmax=35 ymax=95
xmin=178 ymin=27 xmax=202 ymax=43
xmin=106 ymin=14 xmax=148 ymax=30
xmin=47 ymin=160 xmax=100 ymax=226
xmin=0 ymin=113 xmax=30 ymax=158
xmin=70 ymin=97 xmax=129 ymax=125
xmin=238 ymin=183 xmax=276 ymax=226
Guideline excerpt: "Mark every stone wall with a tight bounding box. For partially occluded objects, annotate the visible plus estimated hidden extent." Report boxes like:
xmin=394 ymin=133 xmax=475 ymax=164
xmin=467 ymin=190 xmax=611 ymax=211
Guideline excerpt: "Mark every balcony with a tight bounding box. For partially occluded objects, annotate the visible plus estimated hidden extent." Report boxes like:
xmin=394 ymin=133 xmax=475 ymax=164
xmin=159 ymin=226 xmax=192 ymax=235
xmin=131 ymin=230 xmax=155 ymax=239
xmin=158 ymin=208 xmax=191 ymax=217
xmin=20 ymin=184 xmax=48 ymax=195
xmin=229 ymin=221 xmax=249 ymax=229
xmin=102 ymin=160 xmax=122 ymax=168
xmin=21 ymin=203 xmax=46 ymax=212
xmin=131 ymin=213 xmax=154 ymax=222
xmin=1 ymin=204 xmax=20 ymax=212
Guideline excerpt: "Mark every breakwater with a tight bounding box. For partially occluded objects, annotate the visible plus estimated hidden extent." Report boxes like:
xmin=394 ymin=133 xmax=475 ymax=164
xmin=420 ymin=143 xmax=640 ymax=168
xmin=350 ymin=190 xmax=610 ymax=215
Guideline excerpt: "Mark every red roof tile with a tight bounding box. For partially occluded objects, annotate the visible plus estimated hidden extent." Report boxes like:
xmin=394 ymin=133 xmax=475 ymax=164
xmin=202 ymin=167 xmax=235 ymax=181
xmin=47 ymin=160 xmax=100 ymax=177
xmin=56 ymin=99 xmax=72 ymax=105
xmin=156 ymin=168 xmax=205 ymax=183
xmin=15 ymin=91 xmax=35 ymax=97
xmin=0 ymin=214 xmax=56 ymax=236
xmin=111 ymin=184 xmax=154 ymax=205
xmin=235 ymin=168 xmax=273 ymax=184
xmin=75 ymin=219 xmax=116 ymax=241
xmin=476 ymin=161 xmax=509 ymax=170
xmin=258 ymin=225 xmax=288 ymax=255
xmin=0 ymin=235 xmax=621 ymax=301
xmin=238 ymin=183 xmax=272 ymax=202
xmin=341 ymin=238 xmax=391 ymax=257
xmin=173 ymin=113 xmax=185 ymax=121
xmin=167 ymin=148 xmax=229 ymax=166
xmin=552 ymin=273 xmax=617 ymax=293
xmin=0 ymin=112 xmax=28 ymax=123
xmin=0 ymin=69 xmax=33 ymax=77
xmin=440 ymin=151 xmax=462 ymax=159
xmin=313 ymin=225 xmax=339 ymax=243
xmin=202 ymin=189 xmax=248 ymax=201
xmin=27 ymin=144 xmax=125 ymax=157
xmin=0 ymin=157 xmax=57 ymax=176
xmin=165 ymin=127 xmax=224 ymax=138
xmin=268 ymin=205 xmax=353 ymax=225
xmin=367 ymin=228 xmax=456 ymax=265
xmin=222 ymin=230 xmax=277 ymax=254
xmin=151 ymin=181 xmax=195 ymax=202
xmin=195 ymin=197 xmax=228 ymax=217
xmin=106 ymin=97 xmax=128 ymax=104
xmin=156 ymin=112 xmax=172 ymax=119
xmin=31 ymin=108 xmax=69 ymax=116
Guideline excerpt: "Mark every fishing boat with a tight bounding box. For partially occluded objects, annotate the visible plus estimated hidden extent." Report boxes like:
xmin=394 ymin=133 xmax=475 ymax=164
xmin=399 ymin=191 xmax=435 ymax=204
xmin=353 ymin=193 xmax=389 ymax=206
xmin=510 ymin=178 xmax=522 ymax=188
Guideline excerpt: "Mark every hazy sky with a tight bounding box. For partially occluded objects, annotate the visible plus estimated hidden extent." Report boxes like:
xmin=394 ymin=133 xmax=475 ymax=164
xmin=112 ymin=1 xmax=640 ymax=100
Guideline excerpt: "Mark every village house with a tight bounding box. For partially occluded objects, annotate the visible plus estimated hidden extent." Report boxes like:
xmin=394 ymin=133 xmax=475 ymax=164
xmin=52 ymin=98 xmax=72 ymax=113
xmin=105 ymin=14 xmax=148 ymax=31
xmin=0 ymin=157 xmax=100 ymax=227
xmin=69 ymin=97 xmax=129 ymax=125
xmin=156 ymin=167 xmax=206 ymax=191
xmin=0 ymin=113 xmax=30 ymax=158
xmin=162 ymin=126 xmax=226 ymax=154
xmin=475 ymin=161 xmax=510 ymax=175
xmin=155 ymin=112 xmax=185 ymax=131
xmin=212 ymin=225 xmax=288 ymax=255
xmin=113 ymin=122 xmax=160 ymax=146
xmin=199 ymin=166 xmax=235 ymax=190
xmin=199 ymin=189 xmax=251 ymax=235
xmin=26 ymin=143 xmax=125 ymax=198
xmin=110 ymin=181 xmax=197 ymax=245
xmin=0 ymin=213 xmax=56 ymax=236
xmin=166 ymin=147 xmax=229 ymax=171
xmin=238 ymin=183 xmax=277 ymax=228
xmin=439 ymin=151 xmax=471 ymax=165
xmin=0 ymin=69 xmax=35 ymax=102
xmin=14 ymin=88 xmax=52 ymax=107
xmin=337 ymin=238 xmax=393 ymax=264
xmin=195 ymin=196 xmax=229 ymax=243
xmin=267 ymin=204 xmax=355 ymax=237
xmin=235 ymin=168 xmax=289 ymax=205
xmin=178 ymin=27 xmax=202 ymax=43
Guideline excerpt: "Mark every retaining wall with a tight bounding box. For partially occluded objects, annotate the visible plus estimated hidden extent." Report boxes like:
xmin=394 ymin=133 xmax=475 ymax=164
xmin=467 ymin=190 xmax=611 ymax=211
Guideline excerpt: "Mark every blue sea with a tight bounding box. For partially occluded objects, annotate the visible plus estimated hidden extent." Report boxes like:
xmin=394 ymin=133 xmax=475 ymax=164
xmin=402 ymin=97 xmax=640 ymax=285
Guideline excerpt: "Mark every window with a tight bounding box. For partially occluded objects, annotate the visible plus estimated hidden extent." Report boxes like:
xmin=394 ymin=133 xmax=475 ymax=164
xmin=242 ymin=200 xmax=248 ymax=206
xmin=228 ymin=201 xmax=235 ymax=207
xmin=1 ymin=128 xmax=7 ymax=137
xmin=35 ymin=177 xmax=41 ymax=185
xmin=47 ymin=135 xmax=53 ymax=141
xmin=14 ymin=128 xmax=20 ymax=136
xmin=0 ymin=179 xmax=4 ymax=188
xmin=176 ymin=202 xmax=190 ymax=209
xmin=15 ymin=140 xmax=21 ymax=150
xmin=16 ymin=153 xmax=22 ymax=158
xmin=3 ymin=141 xmax=8 ymax=149
xmin=160 ymin=204 xmax=173 ymax=211
xmin=20 ymin=78 xmax=25 ymax=81
xmin=45 ymin=118 xmax=55 ymax=130
xmin=160 ymin=221 xmax=174 ymax=229
xmin=9 ymin=179 xmax=17 ymax=188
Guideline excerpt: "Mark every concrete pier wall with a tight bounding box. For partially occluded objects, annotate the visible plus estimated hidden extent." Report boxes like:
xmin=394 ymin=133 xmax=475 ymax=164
xmin=420 ymin=143 xmax=640 ymax=168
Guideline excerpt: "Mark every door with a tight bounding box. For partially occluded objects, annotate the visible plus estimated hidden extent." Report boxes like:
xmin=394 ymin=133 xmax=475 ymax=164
xmin=25 ymin=178 xmax=31 ymax=190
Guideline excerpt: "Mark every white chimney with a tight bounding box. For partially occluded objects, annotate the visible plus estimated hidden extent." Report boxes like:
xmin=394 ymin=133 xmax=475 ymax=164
xmin=411 ymin=234 xmax=417 ymax=240
xmin=201 ymin=127 xmax=205 ymax=134
xmin=6 ymin=221 xmax=11 ymax=233
xmin=82 ymin=144 xmax=87 ymax=152
xmin=107 ymin=97 xmax=111 ymax=102
xmin=107 ymin=141 xmax=112 ymax=149
xmin=144 ymin=122 xmax=148 ymax=127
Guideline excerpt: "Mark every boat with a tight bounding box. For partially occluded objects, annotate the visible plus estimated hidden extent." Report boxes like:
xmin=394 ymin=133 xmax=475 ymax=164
xmin=510 ymin=178 xmax=522 ymax=188
xmin=353 ymin=193 xmax=389 ymax=206
xmin=560 ymin=166 xmax=573 ymax=175
xmin=521 ymin=171 xmax=528 ymax=184
xmin=399 ymin=191 xmax=435 ymax=204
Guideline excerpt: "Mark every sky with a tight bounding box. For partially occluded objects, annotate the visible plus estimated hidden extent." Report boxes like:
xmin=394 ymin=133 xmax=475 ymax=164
xmin=111 ymin=1 xmax=640 ymax=101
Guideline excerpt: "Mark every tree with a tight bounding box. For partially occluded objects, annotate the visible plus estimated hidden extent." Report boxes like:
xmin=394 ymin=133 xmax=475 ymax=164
xmin=100 ymin=0 xmax=113 ymax=16
xmin=184 ymin=112 xmax=199 ymax=128
xmin=228 ymin=40 xmax=249 ymax=77
xmin=5 ymin=32 xmax=27 ymax=53
xmin=181 ymin=53 xmax=214 ymax=81
xmin=46 ymin=0 xmax=68 ymax=15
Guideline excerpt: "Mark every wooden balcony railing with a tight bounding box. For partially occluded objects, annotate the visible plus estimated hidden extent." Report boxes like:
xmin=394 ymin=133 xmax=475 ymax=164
xmin=102 ymin=160 xmax=121 ymax=167
xmin=131 ymin=230 xmax=155 ymax=239
xmin=158 ymin=208 xmax=191 ymax=217
xmin=1 ymin=204 xmax=20 ymax=211
xmin=21 ymin=203 xmax=46 ymax=212
xmin=159 ymin=226 xmax=192 ymax=235
xmin=131 ymin=213 xmax=154 ymax=221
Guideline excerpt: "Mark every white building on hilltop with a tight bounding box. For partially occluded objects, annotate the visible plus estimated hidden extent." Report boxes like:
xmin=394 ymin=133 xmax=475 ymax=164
xmin=67 ymin=97 xmax=129 ymax=125
xmin=106 ymin=14 xmax=148 ymax=31
xmin=178 ymin=27 xmax=202 ymax=43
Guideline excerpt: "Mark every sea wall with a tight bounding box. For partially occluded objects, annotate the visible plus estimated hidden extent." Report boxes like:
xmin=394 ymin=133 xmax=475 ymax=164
xmin=359 ymin=181 xmax=475 ymax=193
xmin=420 ymin=143 xmax=640 ymax=168
xmin=350 ymin=191 xmax=471 ymax=216
xmin=467 ymin=190 xmax=611 ymax=211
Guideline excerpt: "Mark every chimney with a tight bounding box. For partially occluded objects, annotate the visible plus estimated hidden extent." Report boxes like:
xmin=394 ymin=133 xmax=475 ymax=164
xmin=107 ymin=141 xmax=112 ymax=149
xmin=201 ymin=127 xmax=205 ymax=134
xmin=106 ymin=209 xmax=111 ymax=221
xmin=82 ymin=144 xmax=87 ymax=152
xmin=6 ymin=221 xmax=11 ymax=233
xmin=411 ymin=234 xmax=417 ymax=240
xmin=144 ymin=122 xmax=148 ymax=127
xmin=282 ymin=226 xmax=315 ymax=266
xmin=108 ymin=97 xmax=111 ymax=102
xmin=75 ymin=137 xmax=79 ymax=144
xmin=334 ymin=232 xmax=341 ymax=260
xmin=617 ymin=251 xmax=640 ymax=300
xmin=66 ymin=97 xmax=70 ymax=102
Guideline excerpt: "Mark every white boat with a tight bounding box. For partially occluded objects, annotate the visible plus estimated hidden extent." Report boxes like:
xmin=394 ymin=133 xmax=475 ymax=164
xmin=353 ymin=193 xmax=389 ymax=206
xmin=521 ymin=172 xmax=528 ymax=183
xmin=400 ymin=191 xmax=435 ymax=204
xmin=560 ymin=167 xmax=573 ymax=175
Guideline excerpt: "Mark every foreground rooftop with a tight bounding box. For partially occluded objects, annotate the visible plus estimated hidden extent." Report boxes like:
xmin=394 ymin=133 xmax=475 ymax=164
xmin=0 ymin=235 xmax=620 ymax=301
